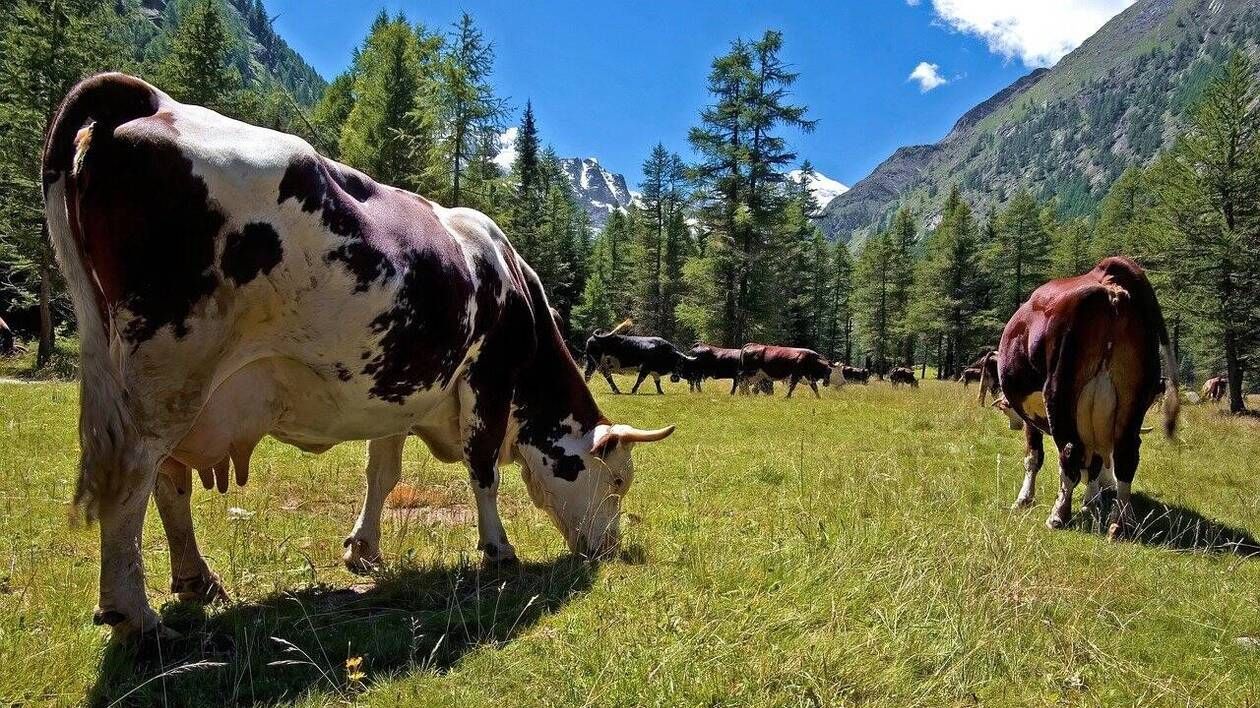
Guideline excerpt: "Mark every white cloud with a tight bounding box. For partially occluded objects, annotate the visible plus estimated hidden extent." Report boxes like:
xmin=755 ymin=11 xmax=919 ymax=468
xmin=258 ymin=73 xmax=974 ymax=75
xmin=905 ymin=0 xmax=921 ymax=5
xmin=908 ymin=61 xmax=948 ymax=92
xmin=928 ymin=0 xmax=1136 ymax=68
xmin=492 ymin=127 xmax=518 ymax=171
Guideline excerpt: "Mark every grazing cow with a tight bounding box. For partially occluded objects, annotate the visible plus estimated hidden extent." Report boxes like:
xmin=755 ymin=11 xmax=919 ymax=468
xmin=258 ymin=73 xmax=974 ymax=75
xmin=969 ymin=352 xmax=1002 ymax=406
xmin=888 ymin=367 xmax=918 ymax=388
xmin=0 ymin=317 xmax=13 ymax=356
xmin=984 ymin=257 xmax=1179 ymax=539
xmin=840 ymin=365 xmax=871 ymax=384
xmin=583 ymin=325 xmax=695 ymax=395
xmin=737 ymin=344 xmax=832 ymax=398
xmin=43 ymin=73 xmax=676 ymax=637
xmin=671 ymin=343 xmax=736 ymax=392
xmin=1201 ymin=375 xmax=1227 ymax=403
xmin=958 ymin=368 xmax=983 ymax=386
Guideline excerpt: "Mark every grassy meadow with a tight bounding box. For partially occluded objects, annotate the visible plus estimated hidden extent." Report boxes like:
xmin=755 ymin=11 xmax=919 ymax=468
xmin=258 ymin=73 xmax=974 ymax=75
xmin=0 ymin=374 xmax=1258 ymax=706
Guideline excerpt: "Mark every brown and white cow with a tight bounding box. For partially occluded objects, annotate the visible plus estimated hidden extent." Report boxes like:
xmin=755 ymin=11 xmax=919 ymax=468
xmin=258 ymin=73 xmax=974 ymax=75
xmin=737 ymin=344 xmax=832 ymax=398
xmin=984 ymin=257 xmax=1179 ymax=538
xmin=1201 ymin=375 xmax=1227 ymax=403
xmin=43 ymin=74 xmax=675 ymax=637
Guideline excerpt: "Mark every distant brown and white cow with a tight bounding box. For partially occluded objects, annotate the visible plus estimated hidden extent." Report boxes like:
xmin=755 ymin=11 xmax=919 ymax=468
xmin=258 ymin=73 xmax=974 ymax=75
xmin=1201 ymin=375 xmax=1227 ymax=403
xmin=737 ymin=344 xmax=832 ymax=398
xmin=984 ymin=257 xmax=1179 ymax=538
xmin=969 ymin=351 xmax=1002 ymax=405
xmin=43 ymin=74 xmax=675 ymax=637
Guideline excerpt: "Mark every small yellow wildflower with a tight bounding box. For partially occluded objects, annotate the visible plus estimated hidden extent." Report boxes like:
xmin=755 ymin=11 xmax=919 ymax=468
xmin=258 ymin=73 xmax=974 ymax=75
xmin=345 ymin=655 xmax=366 ymax=684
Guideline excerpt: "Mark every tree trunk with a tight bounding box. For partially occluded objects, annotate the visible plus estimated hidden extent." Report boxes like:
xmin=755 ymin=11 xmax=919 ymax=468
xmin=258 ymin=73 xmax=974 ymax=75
xmin=1225 ymin=327 xmax=1245 ymax=413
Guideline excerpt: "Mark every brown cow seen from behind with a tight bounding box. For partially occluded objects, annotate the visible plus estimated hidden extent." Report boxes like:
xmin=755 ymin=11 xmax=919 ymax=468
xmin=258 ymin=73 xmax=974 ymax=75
xmin=984 ymin=257 xmax=1179 ymax=539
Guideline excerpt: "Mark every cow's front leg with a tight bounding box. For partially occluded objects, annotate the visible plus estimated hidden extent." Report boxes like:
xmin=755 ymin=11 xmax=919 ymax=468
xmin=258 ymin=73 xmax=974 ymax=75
xmin=1047 ymin=442 xmax=1083 ymax=530
xmin=154 ymin=460 xmax=226 ymax=602
xmin=344 ymin=434 xmax=405 ymax=574
xmin=808 ymin=379 xmax=821 ymax=398
xmin=653 ymin=373 xmax=664 ymax=395
xmin=600 ymin=366 xmax=621 ymax=394
xmin=460 ymin=380 xmax=517 ymax=564
xmin=1012 ymin=426 xmax=1043 ymax=509
xmin=786 ymin=375 xmax=799 ymax=398
xmin=630 ymin=367 xmax=650 ymax=395
xmin=95 ymin=459 xmax=162 ymax=637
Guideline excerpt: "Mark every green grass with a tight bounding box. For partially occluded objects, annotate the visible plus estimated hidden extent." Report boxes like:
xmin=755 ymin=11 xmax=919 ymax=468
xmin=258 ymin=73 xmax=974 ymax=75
xmin=1 ymin=376 xmax=1258 ymax=706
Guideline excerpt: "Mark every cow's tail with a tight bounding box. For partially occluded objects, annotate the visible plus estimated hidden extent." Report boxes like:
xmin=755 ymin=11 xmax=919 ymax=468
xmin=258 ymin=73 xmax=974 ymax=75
xmin=606 ymin=318 xmax=633 ymax=337
xmin=1140 ymin=281 xmax=1180 ymax=439
xmin=1158 ymin=331 xmax=1181 ymax=439
xmin=43 ymin=74 xmax=158 ymax=522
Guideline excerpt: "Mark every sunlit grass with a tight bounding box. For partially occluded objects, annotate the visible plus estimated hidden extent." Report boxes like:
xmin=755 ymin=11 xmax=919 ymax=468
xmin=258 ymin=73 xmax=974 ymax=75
xmin=0 ymin=375 xmax=1257 ymax=705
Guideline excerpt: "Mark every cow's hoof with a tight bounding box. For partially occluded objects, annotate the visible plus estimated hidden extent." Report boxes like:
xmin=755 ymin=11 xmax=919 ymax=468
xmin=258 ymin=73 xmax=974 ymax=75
xmin=1107 ymin=522 xmax=1129 ymax=541
xmin=1011 ymin=497 xmax=1034 ymax=510
xmin=171 ymin=571 xmax=229 ymax=603
xmin=1046 ymin=515 xmax=1069 ymax=530
xmin=342 ymin=537 xmax=382 ymax=576
xmin=480 ymin=541 xmax=519 ymax=567
xmin=94 ymin=606 xmax=167 ymax=641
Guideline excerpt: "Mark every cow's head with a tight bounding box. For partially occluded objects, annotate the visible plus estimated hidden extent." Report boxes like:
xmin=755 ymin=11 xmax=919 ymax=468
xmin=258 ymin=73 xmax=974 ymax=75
xmin=515 ymin=420 xmax=674 ymax=557
xmin=668 ymin=353 xmax=699 ymax=383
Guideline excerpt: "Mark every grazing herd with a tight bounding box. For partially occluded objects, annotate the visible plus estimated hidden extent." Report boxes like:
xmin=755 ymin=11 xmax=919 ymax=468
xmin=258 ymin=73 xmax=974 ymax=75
xmin=584 ymin=330 xmax=903 ymax=398
xmin=35 ymin=74 xmax=1207 ymax=642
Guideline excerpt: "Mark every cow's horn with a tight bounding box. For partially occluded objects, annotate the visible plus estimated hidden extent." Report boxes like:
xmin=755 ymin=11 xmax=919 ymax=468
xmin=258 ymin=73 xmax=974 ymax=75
xmin=620 ymin=425 xmax=675 ymax=443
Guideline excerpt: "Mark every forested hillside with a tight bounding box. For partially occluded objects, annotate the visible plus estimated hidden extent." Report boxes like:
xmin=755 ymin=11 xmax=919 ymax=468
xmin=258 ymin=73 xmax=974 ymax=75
xmin=820 ymin=0 xmax=1260 ymax=244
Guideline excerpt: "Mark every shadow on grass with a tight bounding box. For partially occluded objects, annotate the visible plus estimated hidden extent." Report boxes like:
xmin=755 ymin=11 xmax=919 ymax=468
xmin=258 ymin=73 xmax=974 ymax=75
xmin=87 ymin=554 xmax=599 ymax=706
xmin=1070 ymin=491 xmax=1260 ymax=557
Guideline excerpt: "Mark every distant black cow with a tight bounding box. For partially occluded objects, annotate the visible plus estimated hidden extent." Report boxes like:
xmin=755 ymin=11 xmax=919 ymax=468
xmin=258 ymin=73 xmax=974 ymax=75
xmin=738 ymin=344 xmax=832 ymax=398
xmin=0 ymin=317 xmax=13 ymax=356
xmin=958 ymin=368 xmax=982 ymax=386
xmin=888 ymin=367 xmax=918 ymax=388
xmin=584 ymin=323 xmax=694 ymax=395
xmin=840 ymin=365 xmax=871 ymax=384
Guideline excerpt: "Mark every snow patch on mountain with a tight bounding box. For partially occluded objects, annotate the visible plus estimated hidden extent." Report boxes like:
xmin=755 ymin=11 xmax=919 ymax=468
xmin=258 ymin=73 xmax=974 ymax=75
xmin=558 ymin=157 xmax=634 ymax=231
xmin=787 ymin=169 xmax=850 ymax=211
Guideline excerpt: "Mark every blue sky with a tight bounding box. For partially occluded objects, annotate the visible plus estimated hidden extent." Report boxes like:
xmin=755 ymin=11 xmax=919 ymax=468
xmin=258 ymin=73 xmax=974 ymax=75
xmin=268 ymin=1 xmax=1132 ymax=188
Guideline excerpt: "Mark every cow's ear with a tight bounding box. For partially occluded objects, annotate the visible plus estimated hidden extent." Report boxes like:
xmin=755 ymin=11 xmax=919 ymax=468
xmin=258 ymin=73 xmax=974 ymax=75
xmin=590 ymin=424 xmax=618 ymax=458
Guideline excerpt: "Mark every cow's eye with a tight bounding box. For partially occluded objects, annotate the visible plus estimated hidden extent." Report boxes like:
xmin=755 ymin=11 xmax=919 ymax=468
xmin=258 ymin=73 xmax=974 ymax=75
xmin=613 ymin=477 xmax=625 ymax=488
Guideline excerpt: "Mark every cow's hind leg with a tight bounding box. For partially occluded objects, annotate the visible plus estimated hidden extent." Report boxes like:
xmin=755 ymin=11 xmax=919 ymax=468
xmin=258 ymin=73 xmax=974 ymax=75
xmin=154 ymin=460 xmax=227 ymax=602
xmin=94 ymin=454 xmax=163 ymax=637
xmin=344 ymin=434 xmax=406 ymax=574
xmin=1047 ymin=442 xmax=1085 ymax=530
xmin=1108 ymin=436 xmax=1141 ymax=540
xmin=1012 ymin=426 xmax=1043 ymax=509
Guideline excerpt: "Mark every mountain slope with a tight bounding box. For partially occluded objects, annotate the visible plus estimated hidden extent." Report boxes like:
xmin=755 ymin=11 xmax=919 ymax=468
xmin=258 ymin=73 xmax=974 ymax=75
xmin=126 ymin=0 xmax=326 ymax=105
xmin=558 ymin=157 xmax=634 ymax=230
xmin=819 ymin=0 xmax=1260 ymax=244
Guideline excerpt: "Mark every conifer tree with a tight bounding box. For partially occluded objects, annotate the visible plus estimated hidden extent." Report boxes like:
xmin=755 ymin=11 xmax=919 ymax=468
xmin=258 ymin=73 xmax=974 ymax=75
xmin=156 ymin=0 xmax=241 ymax=110
xmin=990 ymin=189 xmax=1051 ymax=317
xmin=510 ymin=102 xmax=545 ymax=264
xmin=1153 ymin=51 xmax=1260 ymax=412
xmin=339 ymin=12 xmax=438 ymax=189
xmin=0 ymin=0 xmax=129 ymax=365
xmin=429 ymin=13 xmax=506 ymax=206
